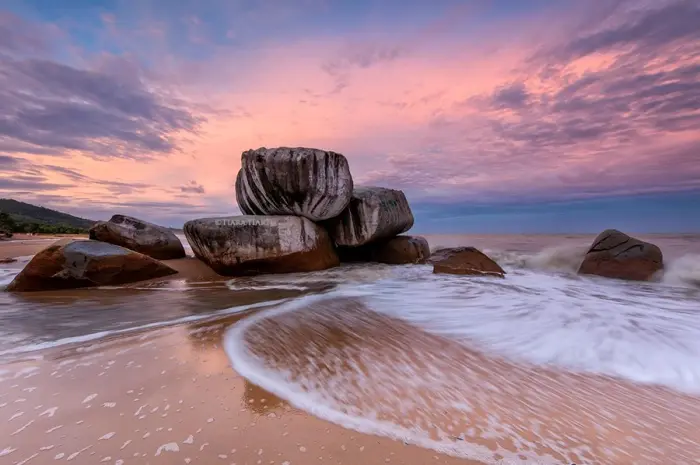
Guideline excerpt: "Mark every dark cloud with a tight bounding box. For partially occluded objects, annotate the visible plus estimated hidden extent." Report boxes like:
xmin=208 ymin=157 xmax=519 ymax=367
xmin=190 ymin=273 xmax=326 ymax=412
xmin=491 ymin=83 xmax=530 ymax=110
xmin=560 ymin=1 xmax=700 ymax=60
xmin=180 ymin=180 xmax=205 ymax=194
xmin=0 ymin=37 xmax=207 ymax=159
xmin=0 ymin=178 xmax=71 ymax=191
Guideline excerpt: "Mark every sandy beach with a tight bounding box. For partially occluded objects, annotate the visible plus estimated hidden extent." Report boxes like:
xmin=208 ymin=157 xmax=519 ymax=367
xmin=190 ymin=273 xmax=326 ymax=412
xmin=3 ymin=234 xmax=700 ymax=465
xmin=0 ymin=313 xmax=483 ymax=465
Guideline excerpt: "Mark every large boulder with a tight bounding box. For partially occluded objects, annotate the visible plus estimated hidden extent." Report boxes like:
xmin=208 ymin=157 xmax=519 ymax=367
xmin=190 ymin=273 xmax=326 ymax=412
xmin=578 ymin=229 xmax=663 ymax=281
xmin=6 ymin=239 xmax=177 ymax=292
xmin=235 ymin=147 xmax=353 ymax=221
xmin=89 ymin=214 xmax=185 ymax=260
xmin=325 ymin=187 xmax=414 ymax=247
xmin=183 ymin=215 xmax=339 ymax=276
xmin=338 ymin=235 xmax=430 ymax=265
xmin=430 ymin=247 xmax=505 ymax=277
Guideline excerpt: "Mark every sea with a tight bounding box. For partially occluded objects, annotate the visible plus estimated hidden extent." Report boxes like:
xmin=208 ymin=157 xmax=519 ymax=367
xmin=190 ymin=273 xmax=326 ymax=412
xmin=1 ymin=233 xmax=700 ymax=463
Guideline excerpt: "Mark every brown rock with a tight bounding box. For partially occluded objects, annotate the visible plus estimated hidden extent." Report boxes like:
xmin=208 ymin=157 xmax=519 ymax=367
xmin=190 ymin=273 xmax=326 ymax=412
xmin=89 ymin=214 xmax=186 ymax=260
xmin=578 ymin=229 xmax=663 ymax=281
xmin=0 ymin=257 xmax=17 ymax=264
xmin=430 ymin=247 xmax=505 ymax=277
xmin=183 ymin=215 xmax=339 ymax=276
xmin=338 ymin=236 xmax=431 ymax=265
xmin=6 ymin=239 xmax=177 ymax=292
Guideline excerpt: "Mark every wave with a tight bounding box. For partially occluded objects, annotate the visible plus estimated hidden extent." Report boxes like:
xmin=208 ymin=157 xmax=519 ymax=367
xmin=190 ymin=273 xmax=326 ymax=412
xmin=0 ymin=297 xmax=292 ymax=359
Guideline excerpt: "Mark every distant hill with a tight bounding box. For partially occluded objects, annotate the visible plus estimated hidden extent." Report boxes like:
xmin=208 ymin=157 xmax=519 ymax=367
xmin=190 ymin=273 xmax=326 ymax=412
xmin=0 ymin=198 xmax=95 ymax=234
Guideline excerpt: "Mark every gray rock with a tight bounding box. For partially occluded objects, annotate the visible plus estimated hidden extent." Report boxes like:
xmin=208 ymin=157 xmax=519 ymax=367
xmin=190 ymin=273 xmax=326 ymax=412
xmin=235 ymin=147 xmax=353 ymax=221
xmin=89 ymin=214 xmax=185 ymax=260
xmin=578 ymin=229 xmax=663 ymax=281
xmin=326 ymin=187 xmax=414 ymax=247
xmin=338 ymin=235 xmax=430 ymax=264
xmin=6 ymin=239 xmax=177 ymax=292
xmin=183 ymin=215 xmax=339 ymax=276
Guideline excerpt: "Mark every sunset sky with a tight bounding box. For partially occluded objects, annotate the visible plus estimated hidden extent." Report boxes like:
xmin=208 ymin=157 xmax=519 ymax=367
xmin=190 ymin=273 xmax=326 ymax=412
xmin=1 ymin=0 xmax=699 ymax=232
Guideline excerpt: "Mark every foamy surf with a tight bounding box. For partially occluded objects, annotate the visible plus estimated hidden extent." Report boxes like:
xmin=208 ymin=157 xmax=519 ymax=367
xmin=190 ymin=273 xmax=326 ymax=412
xmin=224 ymin=291 xmax=700 ymax=464
xmin=0 ymin=297 xmax=291 ymax=360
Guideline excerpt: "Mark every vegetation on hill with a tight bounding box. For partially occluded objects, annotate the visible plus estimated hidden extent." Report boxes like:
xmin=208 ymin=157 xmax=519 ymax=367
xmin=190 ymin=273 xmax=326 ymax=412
xmin=0 ymin=199 xmax=94 ymax=235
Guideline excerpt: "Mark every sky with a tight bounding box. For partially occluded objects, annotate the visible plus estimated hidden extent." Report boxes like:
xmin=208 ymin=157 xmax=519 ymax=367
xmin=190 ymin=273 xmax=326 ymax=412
xmin=0 ymin=0 xmax=699 ymax=233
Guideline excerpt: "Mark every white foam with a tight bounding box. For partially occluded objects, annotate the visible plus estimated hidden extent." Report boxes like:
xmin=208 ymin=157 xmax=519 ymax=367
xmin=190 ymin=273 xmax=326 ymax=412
xmin=0 ymin=297 xmax=292 ymax=358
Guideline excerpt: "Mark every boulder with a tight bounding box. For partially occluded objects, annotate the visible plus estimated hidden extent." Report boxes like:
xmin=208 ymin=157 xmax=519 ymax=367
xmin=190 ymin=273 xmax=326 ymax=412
xmin=89 ymin=214 xmax=186 ymax=260
xmin=338 ymin=235 xmax=431 ymax=264
xmin=578 ymin=229 xmax=663 ymax=281
xmin=0 ymin=257 xmax=17 ymax=264
xmin=235 ymin=147 xmax=353 ymax=221
xmin=6 ymin=239 xmax=177 ymax=292
xmin=430 ymin=247 xmax=505 ymax=277
xmin=326 ymin=187 xmax=414 ymax=247
xmin=183 ymin=215 xmax=339 ymax=276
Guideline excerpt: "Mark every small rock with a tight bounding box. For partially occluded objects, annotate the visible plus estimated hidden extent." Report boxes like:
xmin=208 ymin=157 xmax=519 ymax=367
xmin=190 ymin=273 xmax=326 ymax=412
xmin=89 ymin=215 xmax=185 ymax=260
xmin=578 ymin=229 xmax=663 ymax=281
xmin=338 ymin=235 xmax=430 ymax=264
xmin=6 ymin=239 xmax=177 ymax=292
xmin=430 ymin=247 xmax=505 ymax=277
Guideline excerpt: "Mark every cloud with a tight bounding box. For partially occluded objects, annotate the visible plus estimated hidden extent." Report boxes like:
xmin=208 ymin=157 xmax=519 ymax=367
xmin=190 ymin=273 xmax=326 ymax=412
xmin=0 ymin=39 xmax=208 ymax=159
xmin=0 ymin=11 xmax=54 ymax=53
xmin=558 ymin=1 xmax=700 ymax=60
xmin=180 ymin=180 xmax=206 ymax=194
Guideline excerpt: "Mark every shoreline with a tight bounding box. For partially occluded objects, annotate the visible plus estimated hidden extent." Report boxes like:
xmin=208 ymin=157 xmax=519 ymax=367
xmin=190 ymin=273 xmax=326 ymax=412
xmin=0 ymin=313 xmax=486 ymax=465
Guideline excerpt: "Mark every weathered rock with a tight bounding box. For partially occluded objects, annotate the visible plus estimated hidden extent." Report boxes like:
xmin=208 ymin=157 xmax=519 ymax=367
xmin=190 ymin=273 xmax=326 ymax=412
xmin=6 ymin=239 xmax=177 ymax=292
xmin=430 ymin=247 xmax=505 ymax=277
xmin=0 ymin=257 xmax=17 ymax=264
xmin=183 ymin=215 xmax=339 ymax=276
xmin=89 ymin=215 xmax=186 ymax=260
xmin=235 ymin=147 xmax=354 ymax=221
xmin=578 ymin=229 xmax=663 ymax=281
xmin=326 ymin=187 xmax=414 ymax=247
xmin=338 ymin=235 xmax=430 ymax=264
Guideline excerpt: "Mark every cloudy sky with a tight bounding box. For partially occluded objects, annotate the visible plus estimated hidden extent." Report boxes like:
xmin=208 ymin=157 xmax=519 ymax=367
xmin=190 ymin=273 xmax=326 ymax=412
xmin=1 ymin=0 xmax=699 ymax=233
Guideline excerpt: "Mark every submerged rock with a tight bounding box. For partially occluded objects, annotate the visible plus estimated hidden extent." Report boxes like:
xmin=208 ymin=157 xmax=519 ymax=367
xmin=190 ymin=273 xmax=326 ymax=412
xmin=578 ymin=229 xmax=663 ymax=281
xmin=339 ymin=235 xmax=431 ymax=265
xmin=183 ymin=215 xmax=339 ymax=276
xmin=235 ymin=147 xmax=353 ymax=221
xmin=326 ymin=187 xmax=414 ymax=247
xmin=6 ymin=239 xmax=177 ymax=292
xmin=89 ymin=214 xmax=186 ymax=260
xmin=431 ymin=247 xmax=505 ymax=277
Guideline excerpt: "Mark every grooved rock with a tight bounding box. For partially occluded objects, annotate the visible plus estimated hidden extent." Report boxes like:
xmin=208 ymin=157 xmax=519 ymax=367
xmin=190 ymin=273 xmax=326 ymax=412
xmin=338 ymin=235 xmax=431 ymax=264
xmin=6 ymin=239 xmax=177 ymax=292
xmin=89 ymin=214 xmax=186 ymax=260
xmin=578 ymin=229 xmax=663 ymax=281
xmin=183 ymin=215 xmax=339 ymax=276
xmin=430 ymin=247 xmax=505 ymax=277
xmin=326 ymin=187 xmax=414 ymax=247
xmin=235 ymin=147 xmax=354 ymax=221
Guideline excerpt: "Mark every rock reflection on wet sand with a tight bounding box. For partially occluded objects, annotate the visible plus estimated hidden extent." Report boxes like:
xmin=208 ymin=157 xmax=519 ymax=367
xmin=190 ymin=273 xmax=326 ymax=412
xmin=0 ymin=313 xmax=484 ymax=465
xmin=231 ymin=297 xmax=700 ymax=465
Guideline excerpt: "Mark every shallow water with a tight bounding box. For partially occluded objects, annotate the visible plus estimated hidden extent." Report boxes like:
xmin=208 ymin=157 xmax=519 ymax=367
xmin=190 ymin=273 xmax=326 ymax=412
xmin=2 ymin=234 xmax=700 ymax=463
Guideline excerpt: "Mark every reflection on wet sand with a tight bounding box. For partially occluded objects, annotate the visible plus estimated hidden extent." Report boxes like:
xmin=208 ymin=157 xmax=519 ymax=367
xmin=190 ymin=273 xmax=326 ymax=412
xmin=0 ymin=311 xmax=484 ymax=465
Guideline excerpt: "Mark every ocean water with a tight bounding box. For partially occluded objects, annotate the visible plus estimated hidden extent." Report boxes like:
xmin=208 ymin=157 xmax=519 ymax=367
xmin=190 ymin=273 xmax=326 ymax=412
xmin=2 ymin=234 xmax=700 ymax=463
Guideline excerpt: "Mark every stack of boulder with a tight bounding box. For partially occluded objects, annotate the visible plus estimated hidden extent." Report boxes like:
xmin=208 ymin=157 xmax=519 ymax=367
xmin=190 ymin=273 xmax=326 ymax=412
xmin=184 ymin=147 xmax=431 ymax=276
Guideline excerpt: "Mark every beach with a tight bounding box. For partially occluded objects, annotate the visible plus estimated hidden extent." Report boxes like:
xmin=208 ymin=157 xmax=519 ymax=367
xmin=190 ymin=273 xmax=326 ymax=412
xmin=2 ymin=234 xmax=700 ymax=464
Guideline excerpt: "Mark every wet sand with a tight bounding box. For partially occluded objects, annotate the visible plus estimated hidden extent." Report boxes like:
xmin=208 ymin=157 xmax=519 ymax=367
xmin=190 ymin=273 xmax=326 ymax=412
xmin=0 ymin=314 xmax=483 ymax=465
